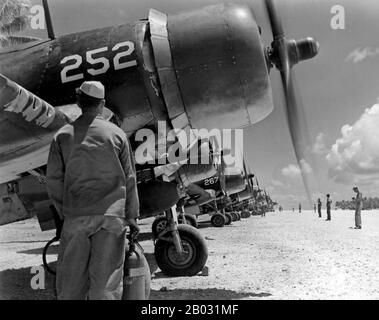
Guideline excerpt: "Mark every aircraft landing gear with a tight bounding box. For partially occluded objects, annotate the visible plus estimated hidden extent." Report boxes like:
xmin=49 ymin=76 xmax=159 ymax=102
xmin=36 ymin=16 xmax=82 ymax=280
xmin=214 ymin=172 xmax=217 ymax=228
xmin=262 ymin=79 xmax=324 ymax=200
xmin=241 ymin=210 xmax=251 ymax=218
xmin=154 ymin=207 xmax=208 ymax=276
xmin=152 ymin=213 xmax=198 ymax=237
xmin=210 ymin=213 xmax=226 ymax=227
xmin=152 ymin=215 xmax=169 ymax=237
xmin=230 ymin=211 xmax=238 ymax=222
xmin=224 ymin=212 xmax=232 ymax=225
xmin=180 ymin=214 xmax=198 ymax=229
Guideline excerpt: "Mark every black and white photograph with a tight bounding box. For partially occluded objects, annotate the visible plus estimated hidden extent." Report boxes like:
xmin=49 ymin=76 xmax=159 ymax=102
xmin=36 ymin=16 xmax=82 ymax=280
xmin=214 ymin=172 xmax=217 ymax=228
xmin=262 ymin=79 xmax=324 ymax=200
xmin=1 ymin=0 xmax=379 ymax=305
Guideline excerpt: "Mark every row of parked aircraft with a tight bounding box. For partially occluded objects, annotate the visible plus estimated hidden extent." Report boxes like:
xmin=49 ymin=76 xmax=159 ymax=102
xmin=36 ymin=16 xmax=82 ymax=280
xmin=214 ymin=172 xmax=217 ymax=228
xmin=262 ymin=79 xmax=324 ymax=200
xmin=0 ymin=0 xmax=318 ymax=276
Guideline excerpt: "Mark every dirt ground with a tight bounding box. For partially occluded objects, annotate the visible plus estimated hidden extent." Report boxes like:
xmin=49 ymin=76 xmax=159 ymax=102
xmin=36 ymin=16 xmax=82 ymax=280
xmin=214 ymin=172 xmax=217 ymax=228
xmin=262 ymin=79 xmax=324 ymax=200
xmin=1 ymin=210 xmax=379 ymax=300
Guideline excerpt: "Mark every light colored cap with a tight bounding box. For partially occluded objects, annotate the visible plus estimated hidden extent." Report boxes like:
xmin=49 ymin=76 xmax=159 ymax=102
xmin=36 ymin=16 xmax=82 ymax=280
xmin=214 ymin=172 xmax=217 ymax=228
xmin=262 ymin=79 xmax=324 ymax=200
xmin=76 ymin=81 xmax=105 ymax=99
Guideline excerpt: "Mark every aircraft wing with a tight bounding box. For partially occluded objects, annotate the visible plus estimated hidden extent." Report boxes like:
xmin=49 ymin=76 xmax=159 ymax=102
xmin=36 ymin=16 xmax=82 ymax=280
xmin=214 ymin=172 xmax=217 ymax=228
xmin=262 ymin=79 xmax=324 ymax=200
xmin=0 ymin=73 xmax=77 ymax=183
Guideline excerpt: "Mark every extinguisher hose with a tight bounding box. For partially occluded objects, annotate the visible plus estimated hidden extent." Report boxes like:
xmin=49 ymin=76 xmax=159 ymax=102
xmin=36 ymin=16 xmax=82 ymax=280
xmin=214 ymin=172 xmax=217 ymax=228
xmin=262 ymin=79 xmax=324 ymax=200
xmin=43 ymin=236 xmax=60 ymax=275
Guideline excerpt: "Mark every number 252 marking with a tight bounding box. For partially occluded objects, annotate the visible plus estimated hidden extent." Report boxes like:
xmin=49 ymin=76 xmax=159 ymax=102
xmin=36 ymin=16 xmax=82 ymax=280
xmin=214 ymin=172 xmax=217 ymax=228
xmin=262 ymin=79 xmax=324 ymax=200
xmin=60 ymin=41 xmax=137 ymax=84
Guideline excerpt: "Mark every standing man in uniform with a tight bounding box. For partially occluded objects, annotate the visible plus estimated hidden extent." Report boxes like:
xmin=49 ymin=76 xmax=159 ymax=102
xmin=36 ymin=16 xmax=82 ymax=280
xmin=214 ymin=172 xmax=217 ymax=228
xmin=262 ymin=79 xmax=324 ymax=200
xmin=299 ymin=203 xmax=302 ymax=213
xmin=46 ymin=81 xmax=139 ymax=300
xmin=317 ymin=198 xmax=322 ymax=218
xmin=353 ymin=186 xmax=362 ymax=229
xmin=326 ymin=194 xmax=332 ymax=221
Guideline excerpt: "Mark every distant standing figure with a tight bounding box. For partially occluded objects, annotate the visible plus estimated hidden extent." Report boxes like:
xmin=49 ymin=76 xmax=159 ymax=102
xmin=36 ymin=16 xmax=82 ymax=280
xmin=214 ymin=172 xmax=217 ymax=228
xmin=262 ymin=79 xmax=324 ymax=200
xmin=314 ymin=204 xmax=316 ymax=213
xmin=299 ymin=203 xmax=302 ymax=213
xmin=317 ymin=198 xmax=322 ymax=218
xmin=326 ymin=194 xmax=332 ymax=221
xmin=353 ymin=186 xmax=362 ymax=229
xmin=292 ymin=208 xmax=295 ymax=212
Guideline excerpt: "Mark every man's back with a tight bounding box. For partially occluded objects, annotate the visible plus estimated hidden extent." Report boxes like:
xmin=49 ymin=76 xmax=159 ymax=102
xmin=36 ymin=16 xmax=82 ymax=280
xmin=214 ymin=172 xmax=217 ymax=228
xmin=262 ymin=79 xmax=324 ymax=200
xmin=356 ymin=192 xmax=363 ymax=208
xmin=46 ymin=81 xmax=140 ymax=300
xmin=47 ymin=115 xmax=138 ymax=219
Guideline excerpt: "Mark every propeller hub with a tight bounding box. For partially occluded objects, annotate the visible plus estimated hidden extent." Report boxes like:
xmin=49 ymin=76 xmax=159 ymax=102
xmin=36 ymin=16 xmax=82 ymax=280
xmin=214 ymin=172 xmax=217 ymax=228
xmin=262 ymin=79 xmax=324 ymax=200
xmin=288 ymin=37 xmax=320 ymax=65
xmin=267 ymin=37 xmax=319 ymax=71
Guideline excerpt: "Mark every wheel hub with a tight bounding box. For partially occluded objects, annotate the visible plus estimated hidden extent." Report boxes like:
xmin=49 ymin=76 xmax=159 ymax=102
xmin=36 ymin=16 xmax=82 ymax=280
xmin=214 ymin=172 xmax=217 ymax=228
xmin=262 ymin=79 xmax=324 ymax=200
xmin=156 ymin=220 xmax=168 ymax=233
xmin=167 ymin=240 xmax=195 ymax=267
xmin=213 ymin=215 xmax=223 ymax=225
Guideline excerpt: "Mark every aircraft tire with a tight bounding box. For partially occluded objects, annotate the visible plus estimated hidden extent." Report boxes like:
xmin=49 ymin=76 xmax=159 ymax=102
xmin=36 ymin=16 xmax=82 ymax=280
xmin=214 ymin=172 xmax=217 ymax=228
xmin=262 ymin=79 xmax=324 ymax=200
xmin=225 ymin=213 xmax=232 ymax=225
xmin=241 ymin=210 xmax=251 ymax=218
xmin=211 ymin=213 xmax=226 ymax=227
xmin=155 ymin=224 xmax=208 ymax=276
xmin=230 ymin=212 xmax=238 ymax=221
xmin=235 ymin=212 xmax=241 ymax=221
xmin=152 ymin=215 xmax=168 ymax=238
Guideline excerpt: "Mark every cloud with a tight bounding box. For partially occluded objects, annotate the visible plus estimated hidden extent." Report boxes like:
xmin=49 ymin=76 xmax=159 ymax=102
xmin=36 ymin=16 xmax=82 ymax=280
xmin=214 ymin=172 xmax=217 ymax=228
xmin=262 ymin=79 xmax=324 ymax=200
xmin=281 ymin=160 xmax=313 ymax=179
xmin=326 ymin=104 xmax=379 ymax=186
xmin=345 ymin=47 xmax=379 ymax=63
xmin=311 ymin=132 xmax=327 ymax=155
xmin=282 ymin=164 xmax=301 ymax=178
xmin=271 ymin=179 xmax=285 ymax=187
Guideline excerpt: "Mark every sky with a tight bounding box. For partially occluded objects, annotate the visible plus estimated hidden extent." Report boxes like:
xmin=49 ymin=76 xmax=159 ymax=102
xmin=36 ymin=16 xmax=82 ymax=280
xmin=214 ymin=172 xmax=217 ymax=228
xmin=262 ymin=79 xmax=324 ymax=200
xmin=23 ymin=0 xmax=379 ymax=209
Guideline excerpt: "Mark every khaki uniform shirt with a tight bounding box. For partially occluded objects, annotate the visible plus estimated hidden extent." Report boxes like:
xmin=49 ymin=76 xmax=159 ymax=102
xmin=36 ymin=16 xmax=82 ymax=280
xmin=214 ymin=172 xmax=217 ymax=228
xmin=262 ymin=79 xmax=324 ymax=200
xmin=46 ymin=115 xmax=139 ymax=220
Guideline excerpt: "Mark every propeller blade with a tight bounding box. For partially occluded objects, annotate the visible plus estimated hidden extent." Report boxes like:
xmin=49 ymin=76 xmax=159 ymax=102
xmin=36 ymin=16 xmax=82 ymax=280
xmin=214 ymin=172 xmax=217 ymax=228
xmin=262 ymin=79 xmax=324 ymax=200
xmin=280 ymin=62 xmax=313 ymax=204
xmin=264 ymin=0 xmax=284 ymax=39
xmin=263 ymin=0 xmax=319 ymax=205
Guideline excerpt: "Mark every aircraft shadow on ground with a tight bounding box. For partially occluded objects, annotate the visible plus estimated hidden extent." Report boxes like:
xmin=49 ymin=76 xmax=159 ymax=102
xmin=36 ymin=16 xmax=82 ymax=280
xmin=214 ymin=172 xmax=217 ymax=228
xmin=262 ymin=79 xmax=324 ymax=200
xmin=197 ymin=221 xmax=212 ymax=229
xmin=1 ymin=250 xmax=159 ymax=300
xmin=197 ymin=221 xmax=240 ymax=229
xmin=137 ymin=231 xmax=154 ymax=242
xmin=0 ymin=265 xmax=56 ymax=300
xmin=0 ymin=261 xmax=271 ymax=300
xmin=149 ymin=288 xmax=272 ymax=300
xmin=0 ymin=263 xmax=271 ymax=300
xmin=1 ymin=233 xmax=267 ymax=300
xmin=0 ymin=240 xmax=52 ymax=244
xmin=18 ymin=244 xmax=59 ymax=255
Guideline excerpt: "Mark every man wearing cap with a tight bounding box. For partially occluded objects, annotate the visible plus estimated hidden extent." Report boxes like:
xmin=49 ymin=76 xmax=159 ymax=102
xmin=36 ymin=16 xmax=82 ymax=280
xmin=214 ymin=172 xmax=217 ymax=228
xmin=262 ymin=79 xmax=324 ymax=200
xmin=353 ymin=186 xmax=362 ymax=229
xmin=46 ymin=81 xmax=139 ymax=300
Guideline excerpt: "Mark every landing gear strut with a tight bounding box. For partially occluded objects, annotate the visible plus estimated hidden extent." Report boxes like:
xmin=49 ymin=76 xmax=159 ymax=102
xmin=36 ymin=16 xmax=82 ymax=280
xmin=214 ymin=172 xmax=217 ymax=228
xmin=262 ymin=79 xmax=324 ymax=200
xmin=208 ymin=201 xmax=232 ymax=228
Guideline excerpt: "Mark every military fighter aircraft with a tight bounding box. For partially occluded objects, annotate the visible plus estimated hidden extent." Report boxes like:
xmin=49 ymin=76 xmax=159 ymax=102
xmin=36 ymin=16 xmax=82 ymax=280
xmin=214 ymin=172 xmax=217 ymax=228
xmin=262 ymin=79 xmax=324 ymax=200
xmin=0 ymin=0 xmax=319 ymax=276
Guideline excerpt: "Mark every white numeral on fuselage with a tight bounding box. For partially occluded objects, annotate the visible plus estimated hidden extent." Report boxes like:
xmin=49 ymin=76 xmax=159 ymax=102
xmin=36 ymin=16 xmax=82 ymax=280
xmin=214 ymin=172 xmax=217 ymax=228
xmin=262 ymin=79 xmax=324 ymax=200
xmin=113 ymin=41 xmax=137 ymax=70
xmin=204 ymin=177 xmax=219 ymax=186
xmin=87 ymin=46 xmax=110 ymax=76
xmin=60 ymin=54 xmax=84 ymax=83
xmin=60 ymin=41 xmax=137 ymax=84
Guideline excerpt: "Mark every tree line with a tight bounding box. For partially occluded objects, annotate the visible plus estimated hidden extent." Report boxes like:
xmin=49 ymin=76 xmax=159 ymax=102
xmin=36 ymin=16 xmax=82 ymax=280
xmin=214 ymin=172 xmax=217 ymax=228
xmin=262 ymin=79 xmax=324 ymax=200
xmin=335 ymin=197 xmax=379 ymax=210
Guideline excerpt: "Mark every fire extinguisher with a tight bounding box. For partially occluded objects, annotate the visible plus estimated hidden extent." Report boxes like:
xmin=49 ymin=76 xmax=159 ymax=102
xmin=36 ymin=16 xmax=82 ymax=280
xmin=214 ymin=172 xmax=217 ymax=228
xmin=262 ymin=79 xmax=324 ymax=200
xmin=122 ymin=231 xmax=151 ymax=300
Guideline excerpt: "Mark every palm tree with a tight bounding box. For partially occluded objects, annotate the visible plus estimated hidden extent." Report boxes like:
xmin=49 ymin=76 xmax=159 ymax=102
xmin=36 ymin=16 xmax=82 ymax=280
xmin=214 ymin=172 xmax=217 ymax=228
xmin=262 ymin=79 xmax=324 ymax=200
xmin=0 ymin=0 xmax=39 ymax=47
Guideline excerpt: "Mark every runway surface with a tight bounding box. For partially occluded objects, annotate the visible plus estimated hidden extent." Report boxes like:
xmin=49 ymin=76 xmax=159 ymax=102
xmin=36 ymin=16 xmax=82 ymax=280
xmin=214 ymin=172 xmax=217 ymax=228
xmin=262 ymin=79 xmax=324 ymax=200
xmin=1 ymin=210 xmax=379 ymax=299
